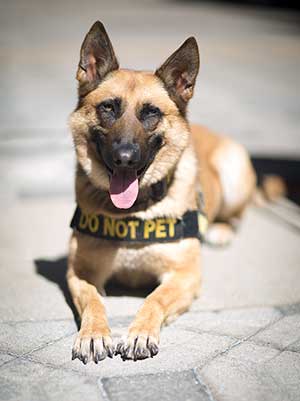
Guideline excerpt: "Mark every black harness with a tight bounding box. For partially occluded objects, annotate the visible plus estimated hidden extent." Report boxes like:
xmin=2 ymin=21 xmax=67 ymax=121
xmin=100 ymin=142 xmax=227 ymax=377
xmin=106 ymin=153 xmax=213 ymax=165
xmin=70 ymin=201 xmax=207 ymax=244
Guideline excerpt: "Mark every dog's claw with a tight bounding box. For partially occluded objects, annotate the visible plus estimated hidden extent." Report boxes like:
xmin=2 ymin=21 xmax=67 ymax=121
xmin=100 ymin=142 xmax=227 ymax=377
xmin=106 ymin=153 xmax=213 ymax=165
xmin=135 ymin=346 xmax=151 ymax=360
xmin=115 ymin=334 xmax=159 ymax=361
xmin=72 ymin=349 xmax=77 ymax=360
xmin=148 ymin=342 xmax=159 ymax=357
xmin=72 ymin=333 xmax=113 ymax=364
xmin=106 ymin=345 xmax=114 ymax=358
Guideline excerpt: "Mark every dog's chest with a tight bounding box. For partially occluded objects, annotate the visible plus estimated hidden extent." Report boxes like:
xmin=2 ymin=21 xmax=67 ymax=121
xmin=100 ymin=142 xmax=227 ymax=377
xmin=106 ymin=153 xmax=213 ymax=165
xmin=111 ymin=243 xmax=168 ymax=287
xmin=112 ymin=238 xmax=198 ymax=287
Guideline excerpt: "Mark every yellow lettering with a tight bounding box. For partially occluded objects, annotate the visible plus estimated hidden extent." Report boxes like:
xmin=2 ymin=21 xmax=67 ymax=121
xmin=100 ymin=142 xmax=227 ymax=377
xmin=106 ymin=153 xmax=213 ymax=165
xmin=166 ymin=218 xmax=176 ymax=237
xmin=144 ymin=220 xmax=155 ymax=239
xmin=103 ymin=217 xmax=115 ymax=236
xmin=128 ymin=221 xmax=139 ymax=239
xmin=79 ymin=213 xmax=88 ymax=229
xmin=155 ymin=219 xmax=167 ymax=238
xmin=198 ymin=214 xmax=208 ymax=235
xmin=88 ymin=214 xmax=99 ymax=233
xmin=115 ymin=220 xmax=128 ymax=238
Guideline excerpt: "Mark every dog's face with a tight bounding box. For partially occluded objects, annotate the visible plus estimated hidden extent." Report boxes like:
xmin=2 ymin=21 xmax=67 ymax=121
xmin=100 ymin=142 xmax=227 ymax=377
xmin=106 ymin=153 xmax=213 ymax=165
xmin=70 ymin=21 xmax=199 ymax=210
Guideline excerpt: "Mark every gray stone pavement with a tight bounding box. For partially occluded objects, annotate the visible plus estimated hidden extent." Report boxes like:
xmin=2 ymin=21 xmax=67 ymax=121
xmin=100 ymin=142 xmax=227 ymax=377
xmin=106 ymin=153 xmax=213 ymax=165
xmin=1 ymin=1 xmax=300 ymax=400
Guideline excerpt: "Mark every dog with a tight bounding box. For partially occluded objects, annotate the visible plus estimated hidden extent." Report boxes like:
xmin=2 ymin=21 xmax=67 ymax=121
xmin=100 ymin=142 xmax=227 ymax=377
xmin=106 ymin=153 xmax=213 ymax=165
xmin=68 ymin=21 xmax=256 ymax=364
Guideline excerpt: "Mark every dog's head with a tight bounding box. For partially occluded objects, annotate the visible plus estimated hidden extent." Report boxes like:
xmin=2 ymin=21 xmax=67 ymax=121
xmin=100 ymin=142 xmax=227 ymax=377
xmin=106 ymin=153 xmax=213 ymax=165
xmin=70 ymin=21 xmax=199 ymax=210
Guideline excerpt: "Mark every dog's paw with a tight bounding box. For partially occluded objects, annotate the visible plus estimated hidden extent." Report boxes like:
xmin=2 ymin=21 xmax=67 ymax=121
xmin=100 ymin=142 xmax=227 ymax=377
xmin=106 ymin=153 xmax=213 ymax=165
xmin=204 ymin=223 xmax=234 ymax=247
xmin=115 ymin=333 xmax=159 ymax=361
xmin=72 ymin=331 xmax=114 ymax=364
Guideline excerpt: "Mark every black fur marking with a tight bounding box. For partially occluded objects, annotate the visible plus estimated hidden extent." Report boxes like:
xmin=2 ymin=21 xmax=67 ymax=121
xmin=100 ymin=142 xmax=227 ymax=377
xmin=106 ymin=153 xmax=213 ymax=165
xmin=139 ymin=103 xmax=162 ymax=131
xmin=96 ymin=97 xmax=122 ymax=128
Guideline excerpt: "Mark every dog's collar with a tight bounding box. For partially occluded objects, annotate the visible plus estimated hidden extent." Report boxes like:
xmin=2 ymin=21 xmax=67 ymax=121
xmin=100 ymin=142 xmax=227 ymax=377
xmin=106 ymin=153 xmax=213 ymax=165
xmin=70 ymin=194 xmax=208 ymax=244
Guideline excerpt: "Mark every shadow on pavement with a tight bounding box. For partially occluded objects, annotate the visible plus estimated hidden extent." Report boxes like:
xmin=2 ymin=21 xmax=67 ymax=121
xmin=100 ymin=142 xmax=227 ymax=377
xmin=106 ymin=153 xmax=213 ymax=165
xmin=35 ymin=257 xmax=80 ymax=329
xmin=34 ymin=256 xmax=155 ymax=327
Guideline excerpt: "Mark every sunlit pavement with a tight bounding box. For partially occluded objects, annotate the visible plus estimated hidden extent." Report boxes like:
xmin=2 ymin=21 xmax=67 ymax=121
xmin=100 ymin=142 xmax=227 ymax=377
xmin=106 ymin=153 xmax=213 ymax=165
xmin=0 ymin=1 xmax=300 ymax=400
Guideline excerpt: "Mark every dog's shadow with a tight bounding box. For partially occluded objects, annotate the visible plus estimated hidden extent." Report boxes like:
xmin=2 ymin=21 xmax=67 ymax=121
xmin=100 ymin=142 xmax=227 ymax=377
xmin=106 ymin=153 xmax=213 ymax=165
xmin=34 ymin=257 xmax=154 ymax=329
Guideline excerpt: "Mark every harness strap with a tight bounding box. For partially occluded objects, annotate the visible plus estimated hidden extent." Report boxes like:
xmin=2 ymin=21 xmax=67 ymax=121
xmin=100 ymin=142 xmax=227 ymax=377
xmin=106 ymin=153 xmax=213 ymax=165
xmin=70 ymin=205 xmax=208 ymax=243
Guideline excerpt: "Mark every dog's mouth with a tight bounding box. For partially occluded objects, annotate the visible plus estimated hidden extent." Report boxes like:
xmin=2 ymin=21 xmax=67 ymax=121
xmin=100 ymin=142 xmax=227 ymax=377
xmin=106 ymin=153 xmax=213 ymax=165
xmin=104 ymin=163 xmax=148 ymax=209
xmin=93 ymin=130 xmax=161 ymax=210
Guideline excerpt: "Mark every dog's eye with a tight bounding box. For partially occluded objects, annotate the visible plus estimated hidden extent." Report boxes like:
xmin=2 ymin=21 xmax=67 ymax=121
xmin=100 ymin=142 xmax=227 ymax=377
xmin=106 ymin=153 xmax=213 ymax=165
xmin=140 ymin=104 xmax=162 ymax=121
xmin=98 ymin=101 xmax=115 ymax=114
xmin=96 ymin=98 xmax=122 ymax=128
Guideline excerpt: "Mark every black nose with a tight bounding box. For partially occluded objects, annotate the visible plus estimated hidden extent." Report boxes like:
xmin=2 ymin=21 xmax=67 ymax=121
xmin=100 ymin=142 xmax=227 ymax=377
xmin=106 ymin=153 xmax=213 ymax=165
xmin=112 ymin=142 xmax=141 ymax=168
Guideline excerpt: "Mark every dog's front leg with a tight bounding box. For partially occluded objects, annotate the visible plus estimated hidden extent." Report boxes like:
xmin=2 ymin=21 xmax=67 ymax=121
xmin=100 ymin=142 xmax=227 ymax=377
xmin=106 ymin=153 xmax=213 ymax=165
xmin=116 ymin=243 xmax=201 ymax=361
xmin=67 ymin=238 xmax=113 ymax=364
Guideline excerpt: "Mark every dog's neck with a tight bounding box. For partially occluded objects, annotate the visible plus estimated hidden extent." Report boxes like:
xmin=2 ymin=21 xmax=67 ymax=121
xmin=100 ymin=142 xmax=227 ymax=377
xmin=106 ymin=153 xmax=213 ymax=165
xmin=75 ymin=143 xmax=198 ymax=219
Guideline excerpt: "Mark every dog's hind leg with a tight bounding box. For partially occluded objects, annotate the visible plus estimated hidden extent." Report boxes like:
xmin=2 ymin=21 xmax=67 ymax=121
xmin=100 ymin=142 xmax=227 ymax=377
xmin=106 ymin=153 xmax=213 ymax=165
xmin=211 ymin=139 xmax=256 ymax=221
xmin=204 ymin=222 xmax=235 ymax=247
xmin=204 ymin=139 xmax=256 ymax=246
xmin=115 ymin=240 xmax=201 ymax=361
xmin=67 ymin=235 xmax=113 ymax=364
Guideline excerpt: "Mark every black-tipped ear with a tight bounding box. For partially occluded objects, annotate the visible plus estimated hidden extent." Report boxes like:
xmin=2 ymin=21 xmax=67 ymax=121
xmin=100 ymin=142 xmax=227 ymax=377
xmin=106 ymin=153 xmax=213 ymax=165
xmin=76 ymin=21 xmax=119 ymax=96
xmin=155 ymin=37 xmax=199 ymax=114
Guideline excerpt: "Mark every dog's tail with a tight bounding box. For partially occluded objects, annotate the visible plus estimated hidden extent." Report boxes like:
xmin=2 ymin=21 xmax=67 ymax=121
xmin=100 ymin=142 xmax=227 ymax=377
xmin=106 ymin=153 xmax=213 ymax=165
xmin=253 ymin=175 xmax=287 ymax=206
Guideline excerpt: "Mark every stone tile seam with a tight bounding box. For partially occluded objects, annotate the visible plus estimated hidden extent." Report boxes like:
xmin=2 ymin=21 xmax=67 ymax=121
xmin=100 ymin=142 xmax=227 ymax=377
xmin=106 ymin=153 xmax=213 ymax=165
xmin=197 ymin=314 xmax=285 ymax=371
xmin=1 ymin=313 xmax=297 ymax=371
xmin=192 ymin=367 xmax=216 ymax=401
xmin=0 ymin=329 xmax=76 ymax=370
xmin=177 ymin=325 xmax=300 ymax=354
xmin=20 ymin=354 xmax=94 ymax=377
xmin=0 ymin=315 xmax=136 ymax=326
xmin=0 ymin=310 xmax=297 ymax=374
xmin=0 ymin=352 xmax=223 ymax=384
xmin=2 ymin=354 xmax=100 ymax=381
xmin=261 ymin=335 xmax=300 ymax=366
xmin=3 ymin=342 xmax=300 ymax=388
xmin=97 ymin=378 xmax=112 ymax=401
xmin=1 ymin=334 xmax=299 ymax=380
xmin=0 ymin=304 xmax=298 ymax=327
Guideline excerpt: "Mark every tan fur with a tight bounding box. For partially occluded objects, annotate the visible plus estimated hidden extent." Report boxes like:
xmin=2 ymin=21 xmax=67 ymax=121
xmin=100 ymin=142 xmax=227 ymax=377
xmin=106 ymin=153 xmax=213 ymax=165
xmin=67 ymin=24 xmax=256 ymax=363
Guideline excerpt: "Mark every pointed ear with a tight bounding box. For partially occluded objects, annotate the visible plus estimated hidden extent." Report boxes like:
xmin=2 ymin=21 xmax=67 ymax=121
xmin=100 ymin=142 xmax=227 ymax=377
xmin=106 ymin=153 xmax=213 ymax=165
xmin=76 ymin=21 xmax=119 ymax=96
xmin=155 ymin=37 xmax=199 ymax=114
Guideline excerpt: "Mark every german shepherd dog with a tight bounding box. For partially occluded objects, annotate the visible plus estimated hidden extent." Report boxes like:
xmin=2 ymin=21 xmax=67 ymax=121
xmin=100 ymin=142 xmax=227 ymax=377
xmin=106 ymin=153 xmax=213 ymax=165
xmin=68 ymin=21 xmax=256 ymax=364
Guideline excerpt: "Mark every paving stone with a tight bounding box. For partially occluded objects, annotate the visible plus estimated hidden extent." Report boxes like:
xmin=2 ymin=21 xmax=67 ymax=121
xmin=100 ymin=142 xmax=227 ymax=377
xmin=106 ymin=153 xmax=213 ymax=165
xmin=223 ymin=342 xmax=280 ymax=364
xmin=0 ymin=320 xmax=76 ymax=356
xmin=27 ymin=316 xmax=132 ymax=367
xmin=0 ymin=352 xmax=15 ymax=367
xmin=277 ymin=303 xmax=300 ymax=316
xmin=199 ymin=342 xmax=288 ymax=401
xmin=196 ymin=207 xmax=300 ymax=310
xmin=0 ymin=199 xmax=73 ymax=262
xmin=264 ymin=350 xmax=300 ymax=401
xmin=30 ymin=326 xmax=234 ymax=378
xmin=102 ymin=370 xmax=211 ymax=401
xmin=286 ymin=339 xmax=300 ymax=353
xmin=0 ymin=261 xmax=74 ymax=322
xmin=251 ymin=315 xmax=300 ymax=349
xmin=174 ymin=307 xmax=281 ymax=339
xmin=0 ymin=358 xmax=103 ymax=401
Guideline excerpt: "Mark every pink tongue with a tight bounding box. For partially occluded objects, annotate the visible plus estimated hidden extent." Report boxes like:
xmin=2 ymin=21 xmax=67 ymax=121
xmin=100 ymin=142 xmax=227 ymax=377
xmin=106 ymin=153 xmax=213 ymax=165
xmin=109 ymin=170 xmax=139 ymax=209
